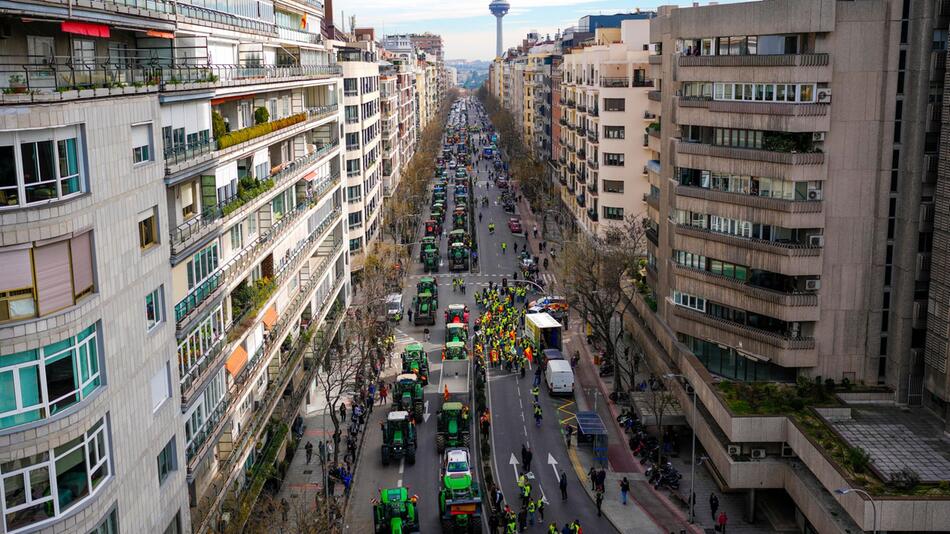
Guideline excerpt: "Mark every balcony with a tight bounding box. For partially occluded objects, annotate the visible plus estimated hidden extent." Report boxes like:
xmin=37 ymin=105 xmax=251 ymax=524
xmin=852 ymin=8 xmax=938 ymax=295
xmin=669 ymin=305 xmax=817 ymax=367
xmin=643 ymin=192 xmax=659 ymax=210
xmin=589 ymin=159 xmax=599 ymax=170
xmin=649 ymin=55 xmax=663 ymax=65
xmin=674 ymin=185 xmax=822 ymax=225
xmin=587 ymin=207 xmax=599 ymax=221
xmin=646 ymin=226 xmax=658 ymax=245
xmin=590 ymin=107 xmax=599 ymax=117
xmin=578 ymin=148 xmax=587 ymax=160
xmin=587 ymin=182 xmax=598 ymax=195
xmin=565 ymin=99 xmax=576 ymax=108
xmin=576 ymin=192 xmax=586 ymax=207
xmin=675 ymin=141 xmax=826 ymax=181
xmin=648 ymin=90 xmax=661 ymax=102
xmin=277 ymin=26 xmax=323 ymax=45
xmin=577 ymin=103 xmax=587 ymax=112
xmin=173 ymin=180 xmax=341 ymax=329
xmin=164 ymin=137 xmax=215 ymax=169
xmin=170 ymin=139 xmax=340 ymax=257
xmin=559 ymin=117 xmax=568 ymax=126
xmin=677 ymin=53 xmax=830 ymax=68
xmin=190 ymin=274 xmax=346 ymax=533
xmin=588 ymin=130 xmax=599 ymax=143
xmin=677 ymin=98 xmax=830 ymax=132
xmin=214 ymin=105 xmax=339 ymax=159
xmin=671 ymin=262 xmax=819 ymax=322
xmin=673 ymin=224 xmax=822 ymax=276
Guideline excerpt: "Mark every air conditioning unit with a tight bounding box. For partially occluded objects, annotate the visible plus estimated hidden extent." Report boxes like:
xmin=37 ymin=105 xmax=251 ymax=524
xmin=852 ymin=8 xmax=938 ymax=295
xmin=809 ymin=235 xmax=825 ymax=247
xmin=805 ymin=279 xmax=821 ymax=291
xmin=816 ymin=88 xmax=832 ymax=103
xmin=751 ymin=448 xmax=766 ymax=459
xmin=781 ymin=444 xmax=795 ymax=458
xmin=811 ymin=132 xmax=826 ymax=142
xmin=727 ymin=445 xmax=741 ymax=457
xmin=807 ymin=187 xmax=822 ymax=201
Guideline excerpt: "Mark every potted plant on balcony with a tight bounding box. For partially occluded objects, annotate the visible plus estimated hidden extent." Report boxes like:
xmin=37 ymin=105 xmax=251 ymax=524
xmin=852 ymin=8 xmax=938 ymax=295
xmin=7 ymin=74 xmax=27 ymax=94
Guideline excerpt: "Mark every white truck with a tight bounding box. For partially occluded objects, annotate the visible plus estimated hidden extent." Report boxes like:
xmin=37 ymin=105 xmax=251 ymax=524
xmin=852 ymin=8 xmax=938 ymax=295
xmin=523 ymin=312 xmax=563 ymax=352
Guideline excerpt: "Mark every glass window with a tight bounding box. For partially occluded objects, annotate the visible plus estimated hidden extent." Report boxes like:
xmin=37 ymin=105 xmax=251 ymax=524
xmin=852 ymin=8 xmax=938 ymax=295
xmin=131 ymin=124 xmax=152 ymax=164
xmin=146 ymin=287 xmax=164 ymax=331
xmin=138 ymin=210 xmax=158 ymax=250
xmin=603 ymin=98 xmax=625 ymax=112
xmin=156 ymin=438 xmax=176 ymax=485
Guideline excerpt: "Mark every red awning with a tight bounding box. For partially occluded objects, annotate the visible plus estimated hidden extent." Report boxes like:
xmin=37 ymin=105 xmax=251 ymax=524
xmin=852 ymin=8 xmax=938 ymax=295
xmin=302 ymin=170 xmax=319 ymax=182
xmin=146 ymin=30 xmax=175 ymax=39
xmin=61 ymin=21 xmax=110 ymax=38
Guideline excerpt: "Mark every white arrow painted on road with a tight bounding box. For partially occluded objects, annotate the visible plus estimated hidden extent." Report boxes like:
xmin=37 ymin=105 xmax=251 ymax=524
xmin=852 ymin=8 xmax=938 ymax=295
xmin=548 ymin=453 xmax=560 ymax=481
xmin=423 ymin=400 xmax=431 ymax=422
xmin=509 ymin=453 xmax=521 ymax=481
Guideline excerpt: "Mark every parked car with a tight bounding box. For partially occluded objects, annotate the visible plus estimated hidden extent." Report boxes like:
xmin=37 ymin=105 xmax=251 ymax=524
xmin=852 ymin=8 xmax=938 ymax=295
xmin=508 ymin=218 xmax=523 ymax=234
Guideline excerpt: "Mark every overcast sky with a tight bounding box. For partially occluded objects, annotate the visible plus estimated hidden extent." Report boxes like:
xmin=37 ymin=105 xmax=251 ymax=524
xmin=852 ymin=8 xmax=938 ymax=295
xmin=335 ymin=0 xmax=744 ymax=60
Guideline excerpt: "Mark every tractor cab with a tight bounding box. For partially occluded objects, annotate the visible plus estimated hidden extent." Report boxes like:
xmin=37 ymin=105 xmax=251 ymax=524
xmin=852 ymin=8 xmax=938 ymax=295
xmin=381 ymin=411 xmax=417 ymax=466
xmin=452 ymin=209 xmax=467 ymax=230
xmin=416 ymin=277 xmax=439 ymax=302
xmin=431 ymin=202 xmax=445 ymax=221
xmin=393 ymin=374 xmax=424 ymax=420
xmin=443 ymin=340 xmax=468 ymax=361
xmin=449 ymin=243 xmax=469 ymax=272
xmin=401 ymin=343 xmax=430 ymax=386
xmin=436 ymin=402 xmax=471 ymax=452
xmin=412 ymin=292 xmax=436 ymax=325
xmin=419 ymin=236 xmax=438 ymax=261
xmin=445 ymin=304 xmax=470 ymax=326
xmin=422 ymin=249 xmax=440 ymax=273
xmin=373 ymin=487 xmax=421 ymax=534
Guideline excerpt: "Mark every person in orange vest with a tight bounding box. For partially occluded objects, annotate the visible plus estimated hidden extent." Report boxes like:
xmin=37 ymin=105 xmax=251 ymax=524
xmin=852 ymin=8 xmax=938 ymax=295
xmin=525 ymin=345 xmax=533 ymax=363
xmin=444 ymin=385 xmax=450 ymax=402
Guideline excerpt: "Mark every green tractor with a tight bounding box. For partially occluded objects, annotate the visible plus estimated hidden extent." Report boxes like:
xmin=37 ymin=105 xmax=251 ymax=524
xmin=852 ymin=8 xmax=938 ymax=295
xmin=423 ymin=248 xmax=440 ymax=273
xmin=449 ymin=243 xmax=469 ymax=271
xmin=424 ymin=220 xmax=442 ymax=239
xmin=452 ymin=209 xmax=467 ymax=230
xmin=431 ymin=202 xmax=445 ymax=221
xmin=393 ymin=373 xmax=425 ymax=421
xmin=419 ymin=236 xmax=438 ymax=262
xmin=455 ymin=168 xmax=468 ymax=179
xmin=442 ymin=340 xmax=468 ymax=360
xmin=444 ymin=322 xmax=468 ymax=344
xmin=417 ymin=277 xmax=439 ymax=305
xmin=401 ymin=343 xmax=430 ymax=386
xmin=373 ymin=487 xmax=421 ymax=534
xmin=433 ymin=188 xmax=446 ymax=205
xmin=436 ymin=402 xmax=472 ymax=452
xmin=438 ymin=448 xmax=482 ymax=533
xmin=413 ymin=292 xmax=436 ymax=325
xmin=381 ymin=410 xmax=417 ymax=465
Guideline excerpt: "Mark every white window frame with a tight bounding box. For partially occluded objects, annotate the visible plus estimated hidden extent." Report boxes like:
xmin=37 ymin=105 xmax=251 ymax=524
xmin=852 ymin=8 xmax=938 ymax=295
xmin=177 ymin=304 xmax=225 ymax=383
xmin=145 ymin=286 xmax=164 ymax=331
xmin=0 ymin=126 xmax=85 ymax=209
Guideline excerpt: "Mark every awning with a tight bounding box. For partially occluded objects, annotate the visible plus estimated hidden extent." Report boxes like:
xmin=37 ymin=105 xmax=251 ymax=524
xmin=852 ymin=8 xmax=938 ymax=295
xmin=146 ymin=30 xmax=175 ymax=39
xmin=302 ymin=170 xmax=319 ymax=182
xmin=61 ymin=21 xmax=110 ymax=38
xmin=226 ymin=345 xmax=248 ymax=377
xmin=262 ymin=304 xmax=278 ymax=329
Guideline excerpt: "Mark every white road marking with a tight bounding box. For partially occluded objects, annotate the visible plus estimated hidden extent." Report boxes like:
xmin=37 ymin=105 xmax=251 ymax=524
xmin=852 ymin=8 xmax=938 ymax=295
xmin=398 ymin=478 xmax=403 ymax=487
xmin=398 ymin=458 xmax=405 ymax=474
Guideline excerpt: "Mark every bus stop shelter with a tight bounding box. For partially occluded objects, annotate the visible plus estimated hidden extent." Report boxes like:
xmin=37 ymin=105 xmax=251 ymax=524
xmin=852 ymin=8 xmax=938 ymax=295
xmin=575 ymin=411 xmax=608 ymax=467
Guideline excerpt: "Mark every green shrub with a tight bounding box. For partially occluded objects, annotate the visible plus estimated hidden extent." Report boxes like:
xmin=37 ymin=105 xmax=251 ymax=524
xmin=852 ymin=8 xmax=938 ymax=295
xmin=217 ymin=113 xmax=306 ymax=149
xmin=254 ymin=106 xmax=270 ymax=125
xmin=890 ymin=468 xmax=920 ymax=491
xmin=845 ymin=446 xmax=872 ymax=473
xmin=212 ymin=110 xmax=226 ymax=140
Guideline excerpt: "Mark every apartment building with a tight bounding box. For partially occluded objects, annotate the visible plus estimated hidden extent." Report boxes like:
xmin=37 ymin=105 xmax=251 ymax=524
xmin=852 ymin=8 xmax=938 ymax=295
xmin=627 ymin=1 xmax=950 ymax=532
xmin=0 ymin=0 xmax=349 ymax=532
xmin=380 ymin=59 xmax=402 ymax=198
xmin=559 ymin=18 xmax=654 ymax=237
xmin=339 ymin=42 xmax=382 ymax=271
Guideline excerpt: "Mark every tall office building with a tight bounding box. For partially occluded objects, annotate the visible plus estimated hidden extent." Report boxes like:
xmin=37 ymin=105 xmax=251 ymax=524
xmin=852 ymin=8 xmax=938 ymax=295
xmin=0 ymin=0 xmax=348 ymax=533
xmin=631 ymin=1 xmax=950 ymax=532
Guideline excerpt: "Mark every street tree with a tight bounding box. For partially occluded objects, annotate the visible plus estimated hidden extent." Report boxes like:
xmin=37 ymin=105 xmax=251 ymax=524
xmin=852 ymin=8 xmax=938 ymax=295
xmin=246 ymin=492 xmax=343 ymax=534
xmin=557 ymin=215 xmax=646 ymax=393
xmin=644 ymin=376 xmax=680 ymax=463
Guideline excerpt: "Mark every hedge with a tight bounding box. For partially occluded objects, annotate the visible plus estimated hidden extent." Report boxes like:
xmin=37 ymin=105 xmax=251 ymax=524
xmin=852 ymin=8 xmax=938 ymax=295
xmin=217 ymin=112 xmax=308 ymax=150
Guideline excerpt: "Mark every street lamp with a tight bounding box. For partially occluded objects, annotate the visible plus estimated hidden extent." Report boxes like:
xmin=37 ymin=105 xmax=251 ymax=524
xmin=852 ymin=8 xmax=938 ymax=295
xmin=664 ymin=372 xmax=697 ymax=525
xmin=834 ymin=488 xmax=878 ymax=534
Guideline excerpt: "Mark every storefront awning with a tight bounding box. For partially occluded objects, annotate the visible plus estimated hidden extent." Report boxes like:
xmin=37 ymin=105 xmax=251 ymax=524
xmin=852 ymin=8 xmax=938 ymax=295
xmin=302 ymin=170 xmax=319 ymax=182
xmin=146 ymin=30 xmax=175 ymax=39
xmin=61 ymin=21 xmax=110 ymax=38
xmin=226 ymin=345 xmax=248 ymax=377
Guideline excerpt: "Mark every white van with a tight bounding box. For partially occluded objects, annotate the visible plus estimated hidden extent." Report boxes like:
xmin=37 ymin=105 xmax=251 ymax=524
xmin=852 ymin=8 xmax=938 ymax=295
xmin=545 ymin=359 xmax=575 ymax=396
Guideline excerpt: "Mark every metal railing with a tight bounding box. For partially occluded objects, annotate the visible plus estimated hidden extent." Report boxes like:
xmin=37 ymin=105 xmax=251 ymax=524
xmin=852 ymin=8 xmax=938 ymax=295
xmin=185 ymin=396 xmax=230 ymax=461
xmin=170 ymin=139 xmax=340 ymax=255
xmin=600 ymin=77 xmax=630 ymax=88
xmin=277 ymin=26 xmax=322 ymax=45
xmin=164 ymin=137 xmax=215 ymax=166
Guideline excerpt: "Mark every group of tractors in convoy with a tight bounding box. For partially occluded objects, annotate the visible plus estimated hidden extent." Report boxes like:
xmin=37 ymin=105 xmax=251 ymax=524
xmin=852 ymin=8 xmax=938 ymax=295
xmin=374 ymin=100 xmax=482 ymax=534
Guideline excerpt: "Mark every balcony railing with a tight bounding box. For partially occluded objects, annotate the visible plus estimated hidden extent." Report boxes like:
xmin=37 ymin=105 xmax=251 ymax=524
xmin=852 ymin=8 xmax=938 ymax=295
xmin=674 ymin=224 xmax=822 ymax=257
xmin=164 ymin=137 xmax=215 ymax=166
xmin=174 ymin=179 xmax=340 ymax=328
xmin=587 ymin=207 xmax=599 ymax=221
xmin=185 ymin=396 xmax=230 ymax=461
xmin=648 ymin=91 xmax=661 ymax=102
xmin=675 ymin=185 xmax=823 ymax=213
xmin=190 ymin=273 xmax=346 ymax=533
xmin=671 ymin=262 xmax=818 ymax=307
xmin=170 ymin=139 xmax=340 ymax=256
xmin=677 ymin=97 xmax=830 ymax=117
xmin=587 ymin=182 xmax=598 ymax=195
xmin=588 ymin=131 xmax=599 ymax=143
xmin=677 ymin=53 xmax=830 ymax=68
xmin=590 ymin=108 xmax=599 ymax=117
xmin=676 ymin=141 xmax=825 ymax=165
xmin=277 ymin=26 xmax=323 ymax=45
xmin=671 ymin=305 xmax=816 ymax=350
xmin=643 ymin=192 xmax=659 ymax=209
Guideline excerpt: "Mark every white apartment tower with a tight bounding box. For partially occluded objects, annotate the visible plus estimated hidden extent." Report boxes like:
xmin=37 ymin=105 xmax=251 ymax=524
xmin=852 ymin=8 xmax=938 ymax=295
xmin=0 ymin=0 xmax=349 ymax=533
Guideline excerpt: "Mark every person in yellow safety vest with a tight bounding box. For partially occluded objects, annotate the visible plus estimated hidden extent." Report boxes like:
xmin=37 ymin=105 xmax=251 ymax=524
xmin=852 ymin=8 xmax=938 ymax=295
xmin=548 ymin=522 xmax=558 ymax=534
xmin=518 ymin=473 xmax=527 ymax=490
xmin=531 ymin=385 xmax=540 ymax=403
xmin=506 ymin=517 xmax=517 ymax=534
xmin=537 ymin=497 xmax=545 ymax=521
xmin=521 ymin=481 xmax=532 ymax=506
xmin=527 ymin=499 xmax=536 ymax=526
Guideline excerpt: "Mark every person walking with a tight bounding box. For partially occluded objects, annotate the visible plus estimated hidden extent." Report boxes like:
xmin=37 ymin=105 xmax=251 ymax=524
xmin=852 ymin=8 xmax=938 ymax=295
xmin=587 ymin=467 xmax=597 ymax=490
xmin=547 ymin=522 xmax=558 ymax=534
xmin=318 ymin=440 xmax=327 ymax=466
xmin=280 ymin=497 xmax=289 ymax=521
xmin=380 ymin=384 xmax=388 ymax=404
xmin=595 ymin=490 xmax=603 ymax=517
xmin=305 ymin=441 xmax=313 ymax=464
xmin=524 ymin=445 xmax=533 ymax=473
xmin=559 ymin=470 xmax=568 ymax=500
xmin=502 ymin=241 xmax=507 ymax=254
xmin=518 ymin=507 xmax=528 ymax=532
xmin=407 ymin=308 xmax=413 ymax=324
xmin=536 ymin=497 xmax=545 ymax=521
xmin=619 ymin=477 xmax=630 ymax=505
xmin=565 ymin=424 xmax=574 ymax=448
xmin=531 ymin=384 xmax=540 ymax=403
xmin=533 ymin=402 xmax=542 ymax=427
xmin=527 ymin=499 xmax=536 ymax=526
xmin=709 ymin=493 xmax=720 ymax=522
xmin=717 ymin=511 xmax=728 ymax=533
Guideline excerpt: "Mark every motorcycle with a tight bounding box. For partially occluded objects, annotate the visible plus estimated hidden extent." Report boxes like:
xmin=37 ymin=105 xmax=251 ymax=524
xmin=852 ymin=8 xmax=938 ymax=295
xmin=599 ymin=361 xmax=614 ymax=377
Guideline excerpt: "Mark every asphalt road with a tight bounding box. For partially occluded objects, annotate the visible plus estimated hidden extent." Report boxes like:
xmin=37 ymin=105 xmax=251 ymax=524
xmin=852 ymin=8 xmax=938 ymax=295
xmin=346 ymin=97 xmax=616 ymax=534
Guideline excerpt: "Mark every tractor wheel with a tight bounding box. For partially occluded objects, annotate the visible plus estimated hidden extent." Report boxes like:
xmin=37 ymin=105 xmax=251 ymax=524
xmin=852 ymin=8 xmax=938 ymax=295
xmin=382 ymin=448 xmax=390 ymax=466
xmin=442 ymin=519 xmax=453 ymax=532
xmin=462 ymin=433 xmax=471 ymax=448
xmin=407 ymin=450 xmax=417 ymax=465
xmin=469 ymin=514 xmax=482 ymax=533
xmin=436 ymin=434 xmax=446 ymax=453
